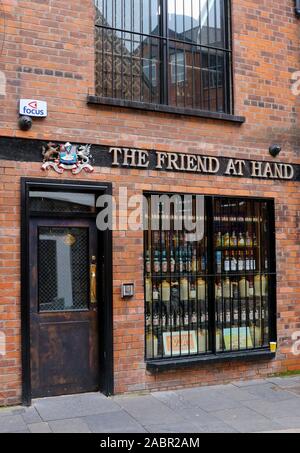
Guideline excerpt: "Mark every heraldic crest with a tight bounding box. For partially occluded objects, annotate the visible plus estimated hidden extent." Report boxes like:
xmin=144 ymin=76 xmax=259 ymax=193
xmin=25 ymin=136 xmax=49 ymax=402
xmin=42 ymin=142 xmax=94 ymax=174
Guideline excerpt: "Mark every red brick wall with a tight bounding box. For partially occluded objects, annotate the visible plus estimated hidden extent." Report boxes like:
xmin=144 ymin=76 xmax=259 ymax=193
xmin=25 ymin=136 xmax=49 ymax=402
xmin=0 ymin=0 xmax=300 ymax=405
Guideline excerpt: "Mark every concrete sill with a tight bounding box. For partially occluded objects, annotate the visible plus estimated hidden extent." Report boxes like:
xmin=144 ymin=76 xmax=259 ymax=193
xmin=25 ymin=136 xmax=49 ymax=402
xmin=87 ymin=96 xmax=246 ymax=124
xmin=146 ymin=349 xmax=276 ymax=372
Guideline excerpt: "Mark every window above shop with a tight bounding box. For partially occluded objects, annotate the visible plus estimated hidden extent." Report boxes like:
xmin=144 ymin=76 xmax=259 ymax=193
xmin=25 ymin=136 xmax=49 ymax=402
xmin=143 ymin=194 xmax=277 ymax=369
xmin=91 ymin=0 xmax=240 ymax=121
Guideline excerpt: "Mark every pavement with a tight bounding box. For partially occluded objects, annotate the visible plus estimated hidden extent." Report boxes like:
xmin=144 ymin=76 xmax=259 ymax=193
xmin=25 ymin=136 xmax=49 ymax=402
xmin=1 ymin=376 xmax=300 ymax=433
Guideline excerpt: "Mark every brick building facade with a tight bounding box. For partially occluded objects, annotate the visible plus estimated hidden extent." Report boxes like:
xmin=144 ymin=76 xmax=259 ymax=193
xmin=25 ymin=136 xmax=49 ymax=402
xmin=0 ymin=0 xmax=300 ymax=407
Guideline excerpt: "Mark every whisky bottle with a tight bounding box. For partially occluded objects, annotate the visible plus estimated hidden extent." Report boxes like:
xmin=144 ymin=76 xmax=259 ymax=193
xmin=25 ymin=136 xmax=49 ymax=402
xmin=246 ymin=231 xmax=252 ymax=248
xmin=230 ymin=250 xmax=237 ymax=272
xmin=216 ymin=231 xmax=222 ymax=248
xmin=238 ymin=232 xmax=245 ymax=248
xmin=224 ymin=251 xmax=230 ymax=272
xmin=238 ymin=251 xmax=244 ymax=272
xmin=230 ymin=231 xmax=238 ymax=248
xmin=223 ymin=232 xmax=230 ymax=248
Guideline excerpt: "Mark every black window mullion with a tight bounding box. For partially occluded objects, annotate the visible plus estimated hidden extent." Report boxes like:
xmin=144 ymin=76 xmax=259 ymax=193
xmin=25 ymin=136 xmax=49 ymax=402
xmin=207 ymin=196 xmax=216 ymax=354
xmin=159 ymin=0 xmax=168 ymax=105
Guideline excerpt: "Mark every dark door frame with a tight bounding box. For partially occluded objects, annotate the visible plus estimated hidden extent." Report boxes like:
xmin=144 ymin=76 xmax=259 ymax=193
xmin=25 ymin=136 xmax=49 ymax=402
xmin=21 ymin=178 xmax=113 ymax=406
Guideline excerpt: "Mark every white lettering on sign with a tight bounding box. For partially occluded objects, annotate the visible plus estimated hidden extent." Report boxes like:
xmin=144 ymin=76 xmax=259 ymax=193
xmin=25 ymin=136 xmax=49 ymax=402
xmin=19 ymin=99 xmax=47 ymax=117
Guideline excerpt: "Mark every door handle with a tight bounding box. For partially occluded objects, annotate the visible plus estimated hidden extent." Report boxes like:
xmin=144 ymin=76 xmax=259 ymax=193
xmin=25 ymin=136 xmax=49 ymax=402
xmin=90 ymin=256 xmax=97 ymax=305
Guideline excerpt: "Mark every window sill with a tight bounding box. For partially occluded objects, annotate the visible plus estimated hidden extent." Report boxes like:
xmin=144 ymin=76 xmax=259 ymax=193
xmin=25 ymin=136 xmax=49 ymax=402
xmin=146 ymin=349 xmax=275 ymax=372
xmin=87 ymin=96 xmax=246 ymax=124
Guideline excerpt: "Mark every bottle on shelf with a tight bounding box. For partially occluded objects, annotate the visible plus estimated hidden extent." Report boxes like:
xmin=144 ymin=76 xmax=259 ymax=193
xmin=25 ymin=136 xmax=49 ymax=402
xmin=239 ymin=276 xmax=249 ymax=299
xmin=153 ymin=303 xmax=160 ymax=327
xmin=216 ymin=251 xmax=222 ymax=274
xmin=145 ymin=277 xmax=152 ymax=302
xmin=178 ymin=249 xmax=184 ymax=273
xmin=180 ymin=276 xmax=189 ymax=301
xmin=170 ymin=249 xmax=176 ymax=273
xmin=192 ymin=248 xmax=197 ymax=273
xmin=230 ymin=231 xmax=238 ymax=248
xmin=223 ymin=232 xmax=230 ymax=248
xmin=161 ymin=302 xmax=167 ymax=329
xmin=191 ymin=300 xmax=197 ymax=325
xmin=153 ymin=250 xmax=160 ymax=273
xmin=238 ymin=250 xmax=244 ymax=272
xmin=224 ymin=251 xmax=230 ymax=272
xmin=189 ymin=281 xmax=197 ymax=300
xmin=230 ymin=250 xmax=237 ymax=272
xmin=216 ymin=231 xmax=222 ymax=248
xmin=161 ymin=280 xmax=171 ymax=303
xmin=223 ymin=277 xmax=231 ymax=299
xmin=183 ymin=302 xmax=189 ymax=327
xmin=246 ymin=231 xmax=252 ymax=248
xmin=145 ymin=251 xmax=151 ymax=274
xmin=245 ymin=251 xmax=251 ymax=271
xmin=153 ymin=283 xmax=160 ymax=302
xmin=253 ymin=233 xmax=258 ymax=247
xmin=238 ymin=232 xmax=245 ymax=248
xmin=197 ymin=278 xmax=206 ymax=301
xmin=161 ymin=250 xmax=168 ymax=273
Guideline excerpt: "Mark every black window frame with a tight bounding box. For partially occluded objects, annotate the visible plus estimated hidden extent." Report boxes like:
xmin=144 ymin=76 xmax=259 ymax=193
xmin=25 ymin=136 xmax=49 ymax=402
xmin=91 ymin=1 xmax=245 ymax=123
xmin=143 ymin=192 xmax=277 ymax=371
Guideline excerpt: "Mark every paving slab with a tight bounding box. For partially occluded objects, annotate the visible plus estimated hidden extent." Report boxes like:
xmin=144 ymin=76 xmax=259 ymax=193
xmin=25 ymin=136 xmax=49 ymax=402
xmin=28 ymin=422 xmax=52 ymax=433
xmin=35 ymin=393 xmax=120 ymax=421
xmin=22 ymin=407 xmax=42 ymax=425
xmin=49 ymin=418 xmax=91 ymax=433
xmin=0 ymin=415 xmax=27 ymax=433
xmin=210 ymin=406 xmax=283 ymax=433
xmin=151 ymin=390 xmax=195 ymax=410
xmin=115 ymin=395 xmax=185 ymax=425
xmin=266 ymin=376 xmax=300 ymax=388
xmin=243 ymin=398 xmax=300 ymax=419
xmin=84 ymin=411 xmax=147 ymax=433
xmin=237 ymin=383 xmax=296 ymax=402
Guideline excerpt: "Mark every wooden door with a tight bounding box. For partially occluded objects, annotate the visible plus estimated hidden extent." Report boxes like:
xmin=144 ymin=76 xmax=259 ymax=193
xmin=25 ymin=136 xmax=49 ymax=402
xmin=29 ymin=218 xmax=99 ymax=398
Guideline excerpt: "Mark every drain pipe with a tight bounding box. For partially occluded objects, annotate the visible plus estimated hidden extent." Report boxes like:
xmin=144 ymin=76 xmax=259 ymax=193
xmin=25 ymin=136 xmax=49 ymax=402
xmin=296 ymin=0 xmax=300 ymax=17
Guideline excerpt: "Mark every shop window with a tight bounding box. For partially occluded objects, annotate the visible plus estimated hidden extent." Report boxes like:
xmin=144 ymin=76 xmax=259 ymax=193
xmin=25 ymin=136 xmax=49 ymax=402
xmin=144 ymin=194 xmax=276 ymax=362
xmin=94 ymin=0 xmax=232 ymax=114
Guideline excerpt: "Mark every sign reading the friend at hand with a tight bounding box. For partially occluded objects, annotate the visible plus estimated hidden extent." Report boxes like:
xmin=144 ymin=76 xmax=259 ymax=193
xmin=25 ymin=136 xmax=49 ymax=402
xmin=109 ymin=147 xmax=296 ymax=181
